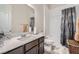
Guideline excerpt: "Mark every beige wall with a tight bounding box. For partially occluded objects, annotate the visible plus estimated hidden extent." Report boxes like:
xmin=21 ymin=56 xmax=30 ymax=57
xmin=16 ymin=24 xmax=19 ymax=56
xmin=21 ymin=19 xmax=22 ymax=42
xmin=32 ymin=4 xmax=44 ymax=33
xmin=11 ymin=4 xmax=34 ymax=32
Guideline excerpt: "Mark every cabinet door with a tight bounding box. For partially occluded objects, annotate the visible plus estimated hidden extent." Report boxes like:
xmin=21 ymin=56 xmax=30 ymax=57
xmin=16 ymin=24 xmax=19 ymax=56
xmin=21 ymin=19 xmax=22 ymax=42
xmin=6 ymin=46 xmax=24 ymax=54
xmin=24 ymin=39 xmax=38 ymax=51
xmin=39 ymin=42 xmax=44 ymax=54
xmin=25 ymin=45 xmax=38 ymax=54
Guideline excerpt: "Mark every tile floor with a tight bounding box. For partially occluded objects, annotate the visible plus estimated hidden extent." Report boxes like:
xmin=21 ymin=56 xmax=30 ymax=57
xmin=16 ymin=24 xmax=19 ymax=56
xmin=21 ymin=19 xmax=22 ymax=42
xmin=44 ymin=36 xmax=69 ymax=54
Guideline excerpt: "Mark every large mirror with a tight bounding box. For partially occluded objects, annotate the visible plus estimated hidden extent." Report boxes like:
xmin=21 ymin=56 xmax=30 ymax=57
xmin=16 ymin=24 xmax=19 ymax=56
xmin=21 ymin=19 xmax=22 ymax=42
xmin=0 ymin=4 xmax=35 ymax=39
xmin=0 ymin=4 xmax=35 ymax=35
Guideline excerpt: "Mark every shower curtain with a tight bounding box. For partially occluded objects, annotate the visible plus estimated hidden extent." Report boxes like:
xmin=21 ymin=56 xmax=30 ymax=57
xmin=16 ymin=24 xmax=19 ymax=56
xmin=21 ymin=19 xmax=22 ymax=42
xmin=61 ymin=7 xmax=76 ymax=46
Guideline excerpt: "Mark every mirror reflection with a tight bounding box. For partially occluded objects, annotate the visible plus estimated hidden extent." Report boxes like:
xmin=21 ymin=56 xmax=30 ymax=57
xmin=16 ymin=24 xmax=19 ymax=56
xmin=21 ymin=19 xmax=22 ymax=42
xmin=0 ymin=4 xmax=35 ymax=38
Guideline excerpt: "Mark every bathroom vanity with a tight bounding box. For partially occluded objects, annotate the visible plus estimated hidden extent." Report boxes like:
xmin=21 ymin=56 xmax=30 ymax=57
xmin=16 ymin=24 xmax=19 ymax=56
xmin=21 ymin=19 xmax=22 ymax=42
xmin=0 ymin=33 xmax=44 ymax=54
xmin=0 ymin=4 xmax=44 ymax=54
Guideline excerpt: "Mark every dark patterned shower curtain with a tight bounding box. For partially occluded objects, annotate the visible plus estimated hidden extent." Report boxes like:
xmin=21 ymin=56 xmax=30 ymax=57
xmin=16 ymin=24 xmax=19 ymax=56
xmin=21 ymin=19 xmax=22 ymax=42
xmin=61 ymin=7 xmax=76 ymax=46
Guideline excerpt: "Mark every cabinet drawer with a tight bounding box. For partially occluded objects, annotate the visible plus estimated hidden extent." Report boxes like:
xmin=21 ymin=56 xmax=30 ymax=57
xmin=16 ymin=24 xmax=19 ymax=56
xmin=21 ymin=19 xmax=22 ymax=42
xmin=39 ymin=36 xmax=44 ymax=43
xmin=6 ymin=46 xmax=24 ymax=54
xmin=25 ymin=45 xmax=38 ymax=54
xmin=25 ymin=39 xmax=38 ymax=51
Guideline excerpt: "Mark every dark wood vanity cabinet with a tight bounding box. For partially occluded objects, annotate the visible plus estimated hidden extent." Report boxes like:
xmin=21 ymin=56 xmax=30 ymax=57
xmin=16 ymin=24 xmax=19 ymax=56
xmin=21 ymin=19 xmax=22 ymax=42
xmin=24 ymin=39 xmax=39 ymax=54
xmin=38 ymin=37 xmax=44 ymax=54
xmin=39 ymin=43 xmax=44 ymax=54
xmin=25 ymin=45 xmax=39 ymax=54
xmin=25 ymin=36 xmax=44 ymax=54
xmin=5 ymin=46 xmax=24 ymax=54
xmin=4 ymin=36 xmax=44 ymax=54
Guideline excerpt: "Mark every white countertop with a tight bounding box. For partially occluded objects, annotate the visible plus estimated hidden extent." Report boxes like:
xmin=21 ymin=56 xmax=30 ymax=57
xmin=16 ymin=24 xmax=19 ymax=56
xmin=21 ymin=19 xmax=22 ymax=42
xmin=0 ymin=33 xmax=44 ymax=54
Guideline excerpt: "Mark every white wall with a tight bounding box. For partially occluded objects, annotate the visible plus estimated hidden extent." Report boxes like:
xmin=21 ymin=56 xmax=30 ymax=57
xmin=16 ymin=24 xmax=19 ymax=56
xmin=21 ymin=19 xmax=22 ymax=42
xmin=49 ymin=9 xmax=61 ymax=43
xmin=11 ymin=4 xmax=34 ymax=32
xmin=48 ymin=4 xmax=79 ymax=43
xmin=44 ymin=5 xmax=49 ymax=36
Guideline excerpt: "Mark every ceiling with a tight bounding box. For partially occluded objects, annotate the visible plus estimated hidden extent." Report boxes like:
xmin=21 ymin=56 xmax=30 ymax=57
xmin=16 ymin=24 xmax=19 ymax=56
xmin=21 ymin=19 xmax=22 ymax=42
xmin=47 ymin=4 xmax=65 ymax=9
